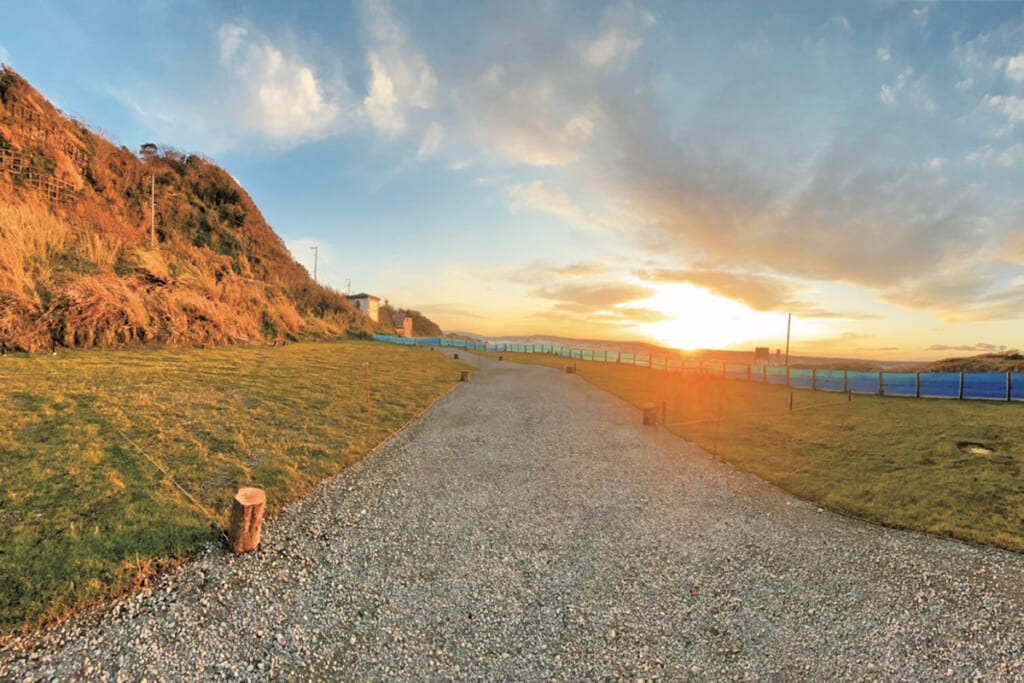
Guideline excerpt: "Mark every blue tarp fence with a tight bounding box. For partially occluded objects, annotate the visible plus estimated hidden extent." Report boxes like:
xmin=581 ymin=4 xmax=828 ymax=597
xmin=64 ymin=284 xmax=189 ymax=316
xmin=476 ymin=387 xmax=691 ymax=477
xmin=371 ymin=335 xmax=1024 ymax=402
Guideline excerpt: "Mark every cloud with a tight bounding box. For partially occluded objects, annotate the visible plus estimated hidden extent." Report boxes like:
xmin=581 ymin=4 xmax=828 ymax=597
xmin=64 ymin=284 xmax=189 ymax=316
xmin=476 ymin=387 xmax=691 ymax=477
xmin=1004 ymin=52 xmax=1024 ymax=81
xmin=583 ymin=0 xmax=655 ymax=69
xmin=876 ymin=47 xmax=891 ymax=62
xmin=507 ymin=181 xmax=580 ymax=220
xmin=828 ymin=16 xmax=851 ymax=32
xmin=416 ymin=122 xmax=444 ymax=158
xmin=467 ymin=78 xmax=602 ymax=166
xmin=985 ymin=94 xmax=1024 ymax=123
xmin=878 ymin=67 xmax=935 ymax=112
xmin=217 ymin=23 xmax=348 ymax=142
xmin=636 ymin=268 xmax=794 ymax=311
xmin=531 ymin=282 xmax=653 ymax=308
xmin=361 ymin=0 xmax=436 ymax=137
xmin=928 ymin=343 xmax=1007 ymax=352
xmin=880 ymin=261 xmax=1024 ymax=323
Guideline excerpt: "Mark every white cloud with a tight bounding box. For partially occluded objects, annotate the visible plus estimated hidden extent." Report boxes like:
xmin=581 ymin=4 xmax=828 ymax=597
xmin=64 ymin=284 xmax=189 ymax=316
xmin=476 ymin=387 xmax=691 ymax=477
xmin=416 ymin=122 xmax=444 ymax=158
xmin=878 ymin=67 xmax=935 ymax=112
xmin=361 ymin=0 xmax=436 ymax=137
xmin=507 ymin=181 xmax=579 ymax=219
xmin=582 ymin=0 xmax=654 ymax=69
xmin=986 ymin=94 xmax=1024 ymax=123
xmin=215 ymin=23 xmax=349 ymax=142
xmin=875 ymin=47 xmax=891 ymax=62
xmin=828 ymin=16 xmax=851 ymax=32
xmin=1004 ymin=53 xmax=1024 ymax=81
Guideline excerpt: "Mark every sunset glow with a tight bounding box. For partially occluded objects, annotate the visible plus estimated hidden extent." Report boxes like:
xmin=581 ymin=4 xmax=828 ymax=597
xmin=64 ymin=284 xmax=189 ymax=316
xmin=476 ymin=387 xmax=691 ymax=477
xmin=627 ymin=284 xmax=786 ymax=350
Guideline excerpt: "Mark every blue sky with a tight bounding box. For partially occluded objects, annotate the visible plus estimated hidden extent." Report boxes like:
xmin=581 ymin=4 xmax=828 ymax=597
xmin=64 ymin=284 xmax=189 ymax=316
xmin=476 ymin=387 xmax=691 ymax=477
xmin=4 ymin=1 xmax=1024 ymax=358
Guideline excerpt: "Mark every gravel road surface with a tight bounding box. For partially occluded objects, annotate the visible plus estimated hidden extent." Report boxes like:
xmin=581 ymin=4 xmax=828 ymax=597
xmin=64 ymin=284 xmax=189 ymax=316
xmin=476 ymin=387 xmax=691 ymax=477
xmin=4 ymin=353 xmax=1024 ymax=680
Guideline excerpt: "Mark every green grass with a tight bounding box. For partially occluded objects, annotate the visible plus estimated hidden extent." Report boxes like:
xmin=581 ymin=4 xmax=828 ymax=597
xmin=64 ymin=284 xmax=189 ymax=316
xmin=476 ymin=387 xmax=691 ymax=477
xmin=481 ymin=351 xmax=1024 ymax=553
xmin=0 ymin=341 xmax=466 ymax=637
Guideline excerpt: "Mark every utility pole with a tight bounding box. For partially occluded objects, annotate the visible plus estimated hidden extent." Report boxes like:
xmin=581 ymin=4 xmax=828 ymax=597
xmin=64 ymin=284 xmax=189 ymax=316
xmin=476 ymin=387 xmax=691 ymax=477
xmin=150 ymin=175 xmax=156 ymax=248
xmin=310 ymin=246 xmax=318 ymax=283
xmin=785 ymin=312 xmax=791 ymax=367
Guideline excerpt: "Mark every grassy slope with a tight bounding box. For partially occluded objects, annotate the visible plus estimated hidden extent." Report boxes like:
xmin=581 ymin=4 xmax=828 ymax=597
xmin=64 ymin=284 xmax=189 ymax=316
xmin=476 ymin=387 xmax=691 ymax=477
xmin=481 ymin=351 xmax=1024 ymax=553
xmin=0 ymin=341 xmax=467 ymax=637
xmin=0 ymin=67 xmax=379 ymax=351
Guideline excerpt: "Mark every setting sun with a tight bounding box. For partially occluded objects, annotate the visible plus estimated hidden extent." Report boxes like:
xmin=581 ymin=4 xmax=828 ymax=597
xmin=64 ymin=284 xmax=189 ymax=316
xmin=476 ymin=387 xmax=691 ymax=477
xmin=628 ymin=283 xmax=793 ymax=351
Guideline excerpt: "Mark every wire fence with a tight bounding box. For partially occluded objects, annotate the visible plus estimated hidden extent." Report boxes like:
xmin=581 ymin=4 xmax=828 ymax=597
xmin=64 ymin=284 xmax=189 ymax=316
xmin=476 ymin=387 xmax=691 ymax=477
xmin=373 ymin=334 xmax=1024 ymax=402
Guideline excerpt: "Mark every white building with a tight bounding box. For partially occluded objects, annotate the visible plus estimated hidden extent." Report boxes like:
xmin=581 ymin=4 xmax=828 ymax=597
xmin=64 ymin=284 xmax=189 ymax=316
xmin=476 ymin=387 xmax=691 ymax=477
xmin=347 ymin=293 xmax=380 ymax=323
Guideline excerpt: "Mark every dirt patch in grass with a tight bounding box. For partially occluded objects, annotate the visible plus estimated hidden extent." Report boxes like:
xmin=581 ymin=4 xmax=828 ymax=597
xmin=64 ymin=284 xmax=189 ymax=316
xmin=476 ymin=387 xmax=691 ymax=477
xmin=958 ymin=442 xmax=995 ymax=456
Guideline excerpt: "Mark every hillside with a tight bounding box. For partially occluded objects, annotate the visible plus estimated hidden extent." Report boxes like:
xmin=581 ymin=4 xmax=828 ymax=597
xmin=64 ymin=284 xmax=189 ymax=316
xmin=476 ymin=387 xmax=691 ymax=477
xmin=0 ymin=66 xmax=383 ymax=352
xmin=379 ymin=303 xmax=443 ymax=337
xmin=895 ymin=352 xmax=1024 ymax=374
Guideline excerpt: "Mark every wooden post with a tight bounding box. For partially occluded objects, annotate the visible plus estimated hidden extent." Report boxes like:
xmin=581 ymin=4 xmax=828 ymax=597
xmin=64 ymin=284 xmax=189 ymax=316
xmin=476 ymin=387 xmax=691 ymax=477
xmin=812 ymin=368 xmax=817 ymax=391
xmin=565 ymin=365 xmax=575 ymax=374
xmin=642 ymin=403 xmax=657 ymax=426
xmin=959 ymin=372 xmax=964 ymax=400
xmin=227 ymin=487 xmax=266 ymax=555
xmin=1008 ymin=372 xmax=1013 ymax=402
xmin=878 ymin=371 xmax=884 ymax=396
xmin=460 ymin=371 xmax=470 ymax=382
xmin=453 ymin=353 xmax=459 ymax=360
xmin=843 ymin=370 xmax=848 ymax=393
xmin=786 ymin=365 xmax=790 ymax=387
xmin=916 ymin=372 xmax=921 ymax=398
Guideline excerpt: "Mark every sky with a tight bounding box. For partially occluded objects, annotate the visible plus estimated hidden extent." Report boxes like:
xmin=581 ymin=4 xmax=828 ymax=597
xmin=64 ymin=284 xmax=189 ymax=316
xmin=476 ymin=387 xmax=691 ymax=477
xmin=3 ymin=1 xmax=1024 ymax=360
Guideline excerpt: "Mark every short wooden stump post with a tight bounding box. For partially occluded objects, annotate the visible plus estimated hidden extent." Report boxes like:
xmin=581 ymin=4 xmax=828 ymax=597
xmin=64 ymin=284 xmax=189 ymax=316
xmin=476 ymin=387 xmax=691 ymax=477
xmin=565 ymin=365 xmax=575 ymax=374
xmin=460 ymin=370 xmax=471 ymax=382
xmin=498 ymin=355 xmax=503 ymax=361
xmin=642 ymin=403 xmax=657 ymax=426
xmin=453 ymin=353 xmax=459 ymax=360
xmin=228 ymin=487 xmax=266 ymax=555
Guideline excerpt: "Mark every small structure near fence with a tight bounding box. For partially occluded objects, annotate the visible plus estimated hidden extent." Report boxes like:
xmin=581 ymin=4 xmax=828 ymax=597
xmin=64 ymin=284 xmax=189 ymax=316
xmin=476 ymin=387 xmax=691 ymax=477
xmin=372 ymin=334 xmax=1024 ymax=403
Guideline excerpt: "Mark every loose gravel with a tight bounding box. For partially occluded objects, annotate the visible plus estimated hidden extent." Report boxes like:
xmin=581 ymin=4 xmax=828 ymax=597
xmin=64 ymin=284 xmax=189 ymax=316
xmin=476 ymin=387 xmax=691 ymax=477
xmin=4 ymin=353 xmax=1024 ymax=681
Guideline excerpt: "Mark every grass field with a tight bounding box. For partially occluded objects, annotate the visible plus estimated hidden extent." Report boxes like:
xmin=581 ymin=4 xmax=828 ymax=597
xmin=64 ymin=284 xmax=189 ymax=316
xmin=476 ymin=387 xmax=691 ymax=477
xmin=480 ymin=351 xmax=1024 ymax=554
xmin=0 ymin=341 xmax=465 ymax=637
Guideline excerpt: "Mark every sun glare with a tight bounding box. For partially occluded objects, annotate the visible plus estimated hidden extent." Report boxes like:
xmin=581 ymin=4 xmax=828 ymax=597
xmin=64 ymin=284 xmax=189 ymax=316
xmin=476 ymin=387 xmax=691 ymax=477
xmin=630 ymin=283 xmax=792 ymax=351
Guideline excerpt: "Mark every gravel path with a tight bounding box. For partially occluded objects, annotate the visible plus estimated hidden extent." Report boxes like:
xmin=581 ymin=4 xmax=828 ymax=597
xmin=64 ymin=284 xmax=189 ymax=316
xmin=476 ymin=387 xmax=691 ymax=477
xmin=4 ymin=353 xmax=1024 ymax=680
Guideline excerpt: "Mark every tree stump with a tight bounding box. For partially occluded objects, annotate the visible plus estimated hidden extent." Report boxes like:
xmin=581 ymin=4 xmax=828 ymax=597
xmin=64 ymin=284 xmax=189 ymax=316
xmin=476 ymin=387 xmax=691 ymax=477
xmin=227 ymin=487 xmax=266 ymax=555
xmin=642 ymin=403 xmax=657 ymax=426
xmin=460 ymin=371 xmax=470 ymax=382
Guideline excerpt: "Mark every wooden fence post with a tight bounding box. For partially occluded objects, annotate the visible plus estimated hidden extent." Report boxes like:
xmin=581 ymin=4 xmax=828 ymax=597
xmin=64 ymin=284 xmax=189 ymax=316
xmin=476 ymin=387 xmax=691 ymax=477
xmin=227 ymin=487 xmax=266 ymax=555
xmin=1008 ymin=372 xmax=1013 ymax=402
xmin=786 ymin=365 xmax=790 ymax=387
xmin=843 ymin=370 xmax=848 ymax=393
xmin=878 ymin=371 xmax=884 ymax=396
xmin=959 ymin=372 xmax=964 ymax=400
xmin=916 ymin=372 xmax=921 ymax=398
xmin=812 ymin=368 xmax=817 ymax=391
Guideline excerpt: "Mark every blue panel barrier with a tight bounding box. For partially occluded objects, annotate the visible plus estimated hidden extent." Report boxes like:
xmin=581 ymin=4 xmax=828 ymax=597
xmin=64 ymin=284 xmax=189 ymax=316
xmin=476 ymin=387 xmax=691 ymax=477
xmin=919 ymin=373 xmax=959 ymax=398
xmin=847 ymin=371 xmax=878 ymax=394
xmin=1012 ymin=373 xmax=1024 ymax=400
xmin=725 ymin=363 xmax=748 ymax=380
xmin=964 ymin=372 xmax=1007 ymax=400
xmin=815 ymin=369 xmax=845 ymax=392
xmin=765 ymin=366 xmax=787 ymax=385
xmin=883 ymin=372 xmax=916 ymax=397
xmin=789 ymin=368 xmax=813 ymax=389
